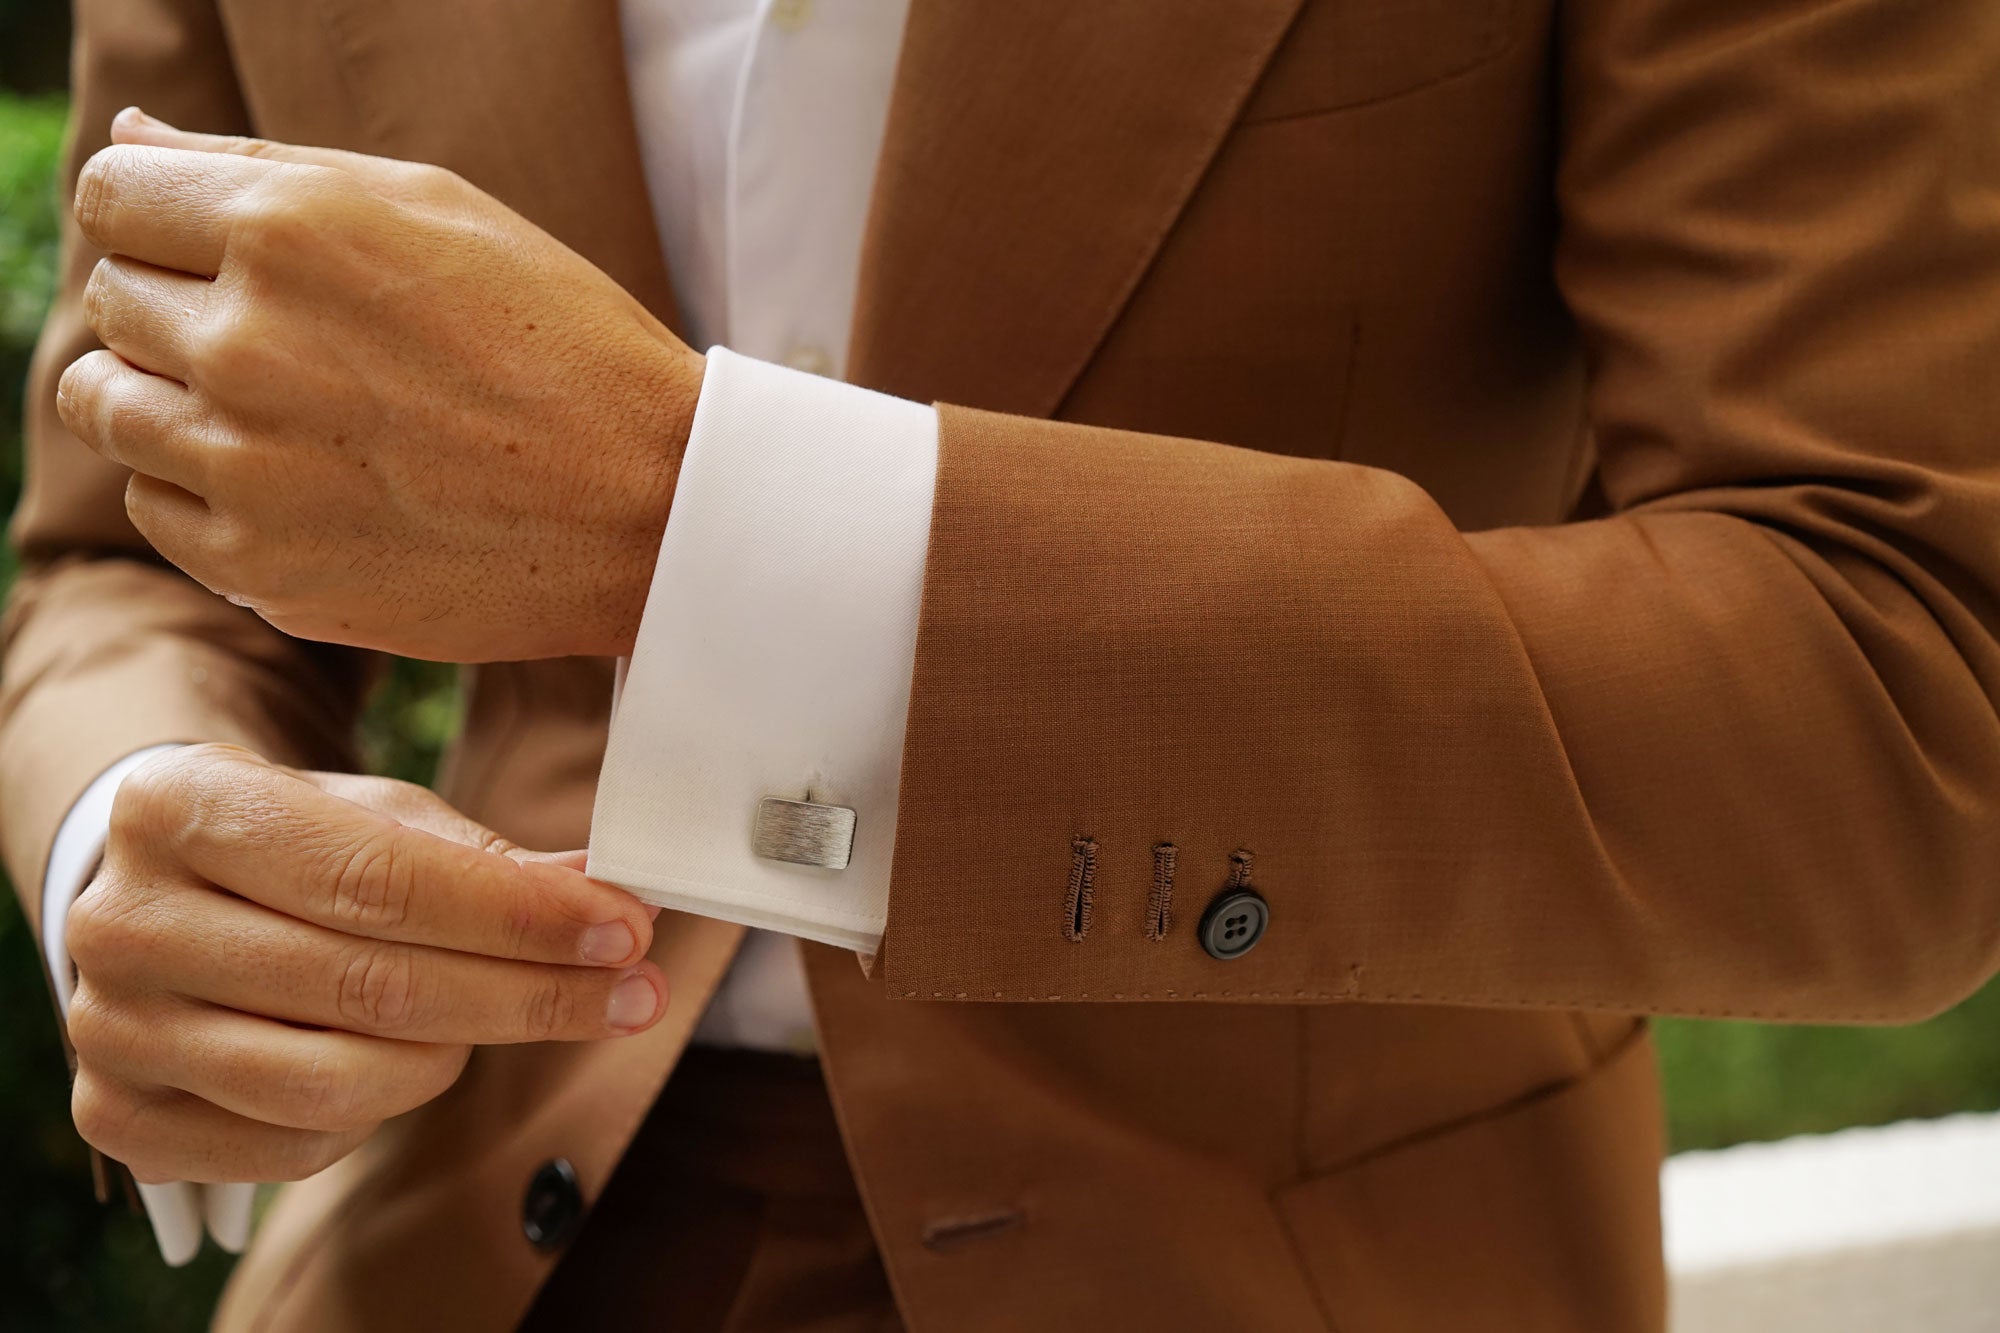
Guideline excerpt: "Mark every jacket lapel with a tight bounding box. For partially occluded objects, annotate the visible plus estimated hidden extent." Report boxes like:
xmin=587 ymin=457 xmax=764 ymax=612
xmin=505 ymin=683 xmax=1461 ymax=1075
xmin=309 ymin=0 xmax=680 ymax=327
xmin=847 ymin=0 xmax=1305 ymax=415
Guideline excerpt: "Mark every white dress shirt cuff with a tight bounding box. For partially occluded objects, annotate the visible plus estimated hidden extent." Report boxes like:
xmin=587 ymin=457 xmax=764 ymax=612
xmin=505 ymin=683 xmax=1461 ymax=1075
xmin=588 ymin=346 xmax=938 ymax=955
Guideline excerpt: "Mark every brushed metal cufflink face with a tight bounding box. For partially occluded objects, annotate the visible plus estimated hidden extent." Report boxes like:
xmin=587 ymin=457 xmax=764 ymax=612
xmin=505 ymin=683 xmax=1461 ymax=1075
xmin=753 ymin=797 xmax=857 ymax=870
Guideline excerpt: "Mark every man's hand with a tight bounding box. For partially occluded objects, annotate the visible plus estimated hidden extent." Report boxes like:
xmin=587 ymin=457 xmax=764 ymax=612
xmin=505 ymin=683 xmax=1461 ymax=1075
xmin=63 ymin=744 xmax=665 ymax=1185
xmin=57 ymin=108 xmax=704 ymax=662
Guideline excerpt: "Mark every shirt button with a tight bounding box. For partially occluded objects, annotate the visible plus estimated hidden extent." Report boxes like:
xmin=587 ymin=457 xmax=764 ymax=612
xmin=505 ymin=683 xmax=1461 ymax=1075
xmin=770 ymin=0 xmax=813 ymax=32
xmin=784 ymin=344 xmax=833 ymax=377
xmin=1198 ymin=889 xmax=1269 ymax=961
xmin=522 ymin=1158 xmax=583 ymax=1251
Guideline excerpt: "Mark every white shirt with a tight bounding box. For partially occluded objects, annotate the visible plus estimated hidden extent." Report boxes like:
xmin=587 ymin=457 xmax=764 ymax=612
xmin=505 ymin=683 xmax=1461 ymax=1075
xmin=608 ymin=0 xmax=928 ymax=1048
xmin=46 ymin=0 xmax=933 ymax=1262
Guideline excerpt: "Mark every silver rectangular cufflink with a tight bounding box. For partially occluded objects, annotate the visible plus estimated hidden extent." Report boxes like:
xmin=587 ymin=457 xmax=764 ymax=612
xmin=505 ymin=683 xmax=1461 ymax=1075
xmin=753 ymin=797 xmax=857 ymax=870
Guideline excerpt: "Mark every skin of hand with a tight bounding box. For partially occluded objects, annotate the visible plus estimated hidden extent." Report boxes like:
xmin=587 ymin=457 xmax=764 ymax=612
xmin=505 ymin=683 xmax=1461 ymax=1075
xmin=63 ymin=743 xmax=667 ymax=1184
xmin=57 ymin=107 xmax=705 ymax=663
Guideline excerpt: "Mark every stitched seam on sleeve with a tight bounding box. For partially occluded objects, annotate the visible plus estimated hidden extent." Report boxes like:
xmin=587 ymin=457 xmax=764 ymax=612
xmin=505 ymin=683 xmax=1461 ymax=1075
xmin=1227 ymin=847 xmax=1255 ymax=891
xmin=1064 ymin=836 xmax=1097 ymax=942
xmin=1146 ymin=843 xmax=1177 ymax=940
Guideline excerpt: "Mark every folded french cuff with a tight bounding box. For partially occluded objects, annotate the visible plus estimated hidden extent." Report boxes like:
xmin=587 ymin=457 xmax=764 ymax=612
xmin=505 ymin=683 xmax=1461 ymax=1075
xmin=587 ymin=347 xmax=939 ymax=955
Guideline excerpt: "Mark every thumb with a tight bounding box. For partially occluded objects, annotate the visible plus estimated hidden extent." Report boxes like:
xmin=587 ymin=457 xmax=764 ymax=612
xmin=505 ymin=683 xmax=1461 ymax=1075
xmin=109 ymin=107 xmax=410 ymax=184
xmin=521 ymin=848 xmax=591 ymax=873
xmin=519 ymin=848 xmax=664 ymax=920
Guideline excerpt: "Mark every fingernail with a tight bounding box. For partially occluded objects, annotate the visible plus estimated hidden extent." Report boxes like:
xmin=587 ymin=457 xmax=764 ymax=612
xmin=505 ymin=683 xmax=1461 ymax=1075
xmin=116 ymin=106 xmax=159 ymax=129
xmin=580 ymin=920 xmax=636 ymax=965
xmin=605 ymin=971 xmax=659 ymax=1030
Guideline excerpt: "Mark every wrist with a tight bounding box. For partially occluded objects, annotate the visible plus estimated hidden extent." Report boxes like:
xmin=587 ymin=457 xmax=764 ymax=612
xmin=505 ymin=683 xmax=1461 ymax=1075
xmin=596 ymin=341 xmax=704 ymax=658
xmin=658 ymin=344 xmax=704 ymax=505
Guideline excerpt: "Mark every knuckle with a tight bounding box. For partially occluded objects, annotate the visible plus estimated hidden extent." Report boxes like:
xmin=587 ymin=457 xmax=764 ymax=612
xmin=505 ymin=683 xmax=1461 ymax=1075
xmin=63 ymin=876 xmax=147 ymax=978
xmin=82 ymin=258 xmax=113 ymax=331
xmin=374 ymin=1043 xmax=466 ymax=1120
xmin=499 ymin=896 xmax=533 ymax=961
xmin=401 ymin=160 xmax=461 ymax=199
xmin=520 ymin=974 xmax=579 ymax=1042
xmin=328 ymin=834 xmax=413 ymax=934
xmin=63 ymin=982 xmax=118 ymax=1061
xmin=93 ymin=372 xmax=144 ymax=439
xmin=270 ymin=1130 xmax=350 ymax=1183
xmin=230 ymin=166 xmax=350 ymax=263
xmin=70 ymin=1070 xmax=141 ymax=1158
xmin=62 ymin=883 xmax=112 ymax=970
xmin=203 ymin=516 xmax=265 ymax=590
xmin=180 ymin=740 xmax=262 ymax=771
xmin=277 ymin=1050 xmax=360 ymax=1131
xmin=74 ymin=149 xmax=121 ymax=245
xmin=335 ymin=944 xmax=421 ymax=1034
xmin=112 ymin=746 xmax=186 ymax=816
xmin=418 ymin=1044 xmax=473 ymax=1105
xmin=477 ymin=828 xmax=520 ymax=859
xmin=110 ymin=752 xmax=204 ymax=855
xmin=193 ymin=309 xmax=278 ymax=394
xmin=56 ymin=351 xmax=112 ymax=438
xmin=229 ymin=180 xmax=309 ymax=265
xmin=184 ymin=314 xmax=238 ymax=389
xmin=55 ymin=355 xmax=88 ymax=414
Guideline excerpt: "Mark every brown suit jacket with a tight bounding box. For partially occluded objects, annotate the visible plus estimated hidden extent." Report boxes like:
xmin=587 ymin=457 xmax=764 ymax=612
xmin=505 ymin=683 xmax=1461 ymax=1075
xmin=9 ymin=0 xmax=2000 ymax=1329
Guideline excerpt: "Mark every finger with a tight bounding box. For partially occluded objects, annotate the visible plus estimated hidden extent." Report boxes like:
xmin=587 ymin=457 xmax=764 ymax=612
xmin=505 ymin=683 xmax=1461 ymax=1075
xmin=534 ymin=847 xmax=663 ymax=920
xmin=121 ymin=887 xmax=667 ymax=1044
xmin=74 ymin=142 xmax=287 ymax=277
xmin=69 ymin=988 xmax=466 ymax=1133
xmin=58 ymin=349 xmax=214 ymax=494
xmin=112 ymin=107 xmax=388 ymax=177
xmin=296 ymin=776 xmax=664 ymax=923
xmin=125 ymin=472 xmax=239 ymax=603
xmin=84 ymin=254 xmax=213 ymax=383
xmin=110 ymin=108 xmax=437 ymax=202
xmin=158 ymin=760 xmax=653 ymax=967
xmin=73 ymin=1068 xmax=369 ymax=1185
xmin=300 ymin=770 xmax=534 ymax=855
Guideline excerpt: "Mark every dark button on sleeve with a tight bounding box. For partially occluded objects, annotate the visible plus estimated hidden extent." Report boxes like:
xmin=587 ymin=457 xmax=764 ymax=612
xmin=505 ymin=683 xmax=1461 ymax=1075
xmin=1198 ymin=889 xmax=1269 ymax=960
xmin=523 ymin=1157 xmax=583 ymax=1251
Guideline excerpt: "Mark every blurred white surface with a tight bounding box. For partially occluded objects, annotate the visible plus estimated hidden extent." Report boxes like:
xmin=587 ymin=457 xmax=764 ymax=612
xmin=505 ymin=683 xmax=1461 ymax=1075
xmin=1664 ymin=1112 xmax=2000 ymax=1331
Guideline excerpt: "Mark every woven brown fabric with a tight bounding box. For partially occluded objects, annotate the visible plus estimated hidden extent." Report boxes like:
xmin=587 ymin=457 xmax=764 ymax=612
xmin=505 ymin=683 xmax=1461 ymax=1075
xmin=8 ymin=1 xmax=2000 ymax=1329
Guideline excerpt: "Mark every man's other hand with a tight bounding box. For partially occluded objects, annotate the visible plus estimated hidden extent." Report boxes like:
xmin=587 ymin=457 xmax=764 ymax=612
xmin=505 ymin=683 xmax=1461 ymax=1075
xmin=58 ymin=108 xmax=704 ymax=662
xmin=62 ymin=744 xmax=666 ymax=1185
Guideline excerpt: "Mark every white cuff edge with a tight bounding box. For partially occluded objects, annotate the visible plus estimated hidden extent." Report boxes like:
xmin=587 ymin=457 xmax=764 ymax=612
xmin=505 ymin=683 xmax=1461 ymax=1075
xmin=597 ymin=863 xmax=883 ymax=955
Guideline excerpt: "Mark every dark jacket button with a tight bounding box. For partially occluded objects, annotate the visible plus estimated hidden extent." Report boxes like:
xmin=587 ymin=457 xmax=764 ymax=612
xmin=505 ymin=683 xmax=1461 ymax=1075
xmin=1198 ymin=889 xmax=1269 ymax=960
xmin=522 ymin=1158 xmax=583 ymax=1251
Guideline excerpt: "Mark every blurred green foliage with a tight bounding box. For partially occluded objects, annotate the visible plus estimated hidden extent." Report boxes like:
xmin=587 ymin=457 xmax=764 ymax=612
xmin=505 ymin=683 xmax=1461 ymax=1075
xmin=0 ymin=85 xmax=1996 ymax=1332
xmin=1657 ymin=988 xmax=2000 ymax=1151
xmin=0 ymin=89 xmax=61 ymax=594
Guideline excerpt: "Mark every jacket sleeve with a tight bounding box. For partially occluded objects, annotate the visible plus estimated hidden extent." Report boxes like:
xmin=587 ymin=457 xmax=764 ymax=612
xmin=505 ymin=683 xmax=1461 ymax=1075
xmin=1 ymin=0 xmax=376 ymax=939
xmin=876 ymin=0 xmax=2000 ymax=1023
